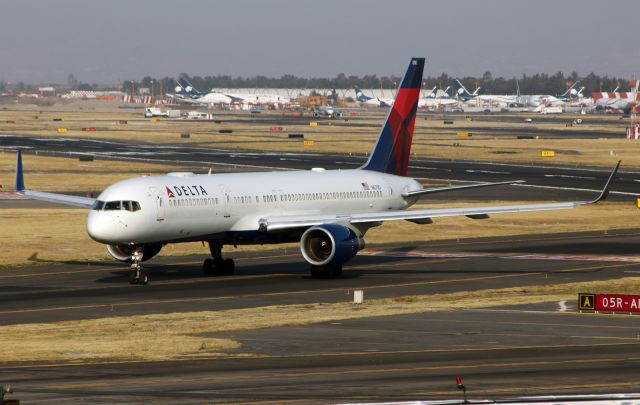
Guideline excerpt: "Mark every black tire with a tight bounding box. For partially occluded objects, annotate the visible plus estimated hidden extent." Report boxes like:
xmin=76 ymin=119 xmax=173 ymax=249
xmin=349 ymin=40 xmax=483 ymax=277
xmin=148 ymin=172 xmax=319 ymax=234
xmin=128 ymin=270 xmax=139 ymax=285
xmin=203 ymin=258 xmax=214 ymax=275
xmin=139 ymin=271 xmax=149 ymax=285
xmin=224 ymin=258 xmax=235 ymax=275
xmin=329 ymin=265 xmax=343 ymax=278
xmin=310 ymin=265 xmax=322 ymax=277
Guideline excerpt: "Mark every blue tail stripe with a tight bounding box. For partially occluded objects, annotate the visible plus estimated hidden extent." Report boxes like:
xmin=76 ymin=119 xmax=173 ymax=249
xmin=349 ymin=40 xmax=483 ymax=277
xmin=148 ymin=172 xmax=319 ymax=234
xmin=15 ymin=150 xmax=25 ymax=192
xmin=399 ymin=58 xmax=424 ymax=88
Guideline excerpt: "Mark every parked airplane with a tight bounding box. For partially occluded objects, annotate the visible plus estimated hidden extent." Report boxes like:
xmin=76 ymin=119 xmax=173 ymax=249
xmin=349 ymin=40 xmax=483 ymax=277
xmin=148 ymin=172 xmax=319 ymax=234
xmin=174 ymin=78 xmax=206 ymax=99
xmin=417 ymin=86 xmax=458 ymax=109
xmin=172 ymin=78 xmax=233 ymax=105
xmin=593 ymin=81 xmax=639 ymax=114
xmin=14 ymin=58 xmax=618 ymax=285
xmin=354 ymin=86 xmax=393 ymax=107
xmin=453 ymin=79 xmax=516 ymax=106
xmin=224 ymin=91 xmax=290 ymax=106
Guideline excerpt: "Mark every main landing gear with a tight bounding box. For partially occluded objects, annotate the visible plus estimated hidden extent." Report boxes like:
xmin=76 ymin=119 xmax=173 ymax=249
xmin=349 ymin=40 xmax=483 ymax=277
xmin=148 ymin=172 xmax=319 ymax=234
xmin=203 ymin=242 xmax=235 ymax=276
xmin=128 ymin=248 xmax=149 ymax=285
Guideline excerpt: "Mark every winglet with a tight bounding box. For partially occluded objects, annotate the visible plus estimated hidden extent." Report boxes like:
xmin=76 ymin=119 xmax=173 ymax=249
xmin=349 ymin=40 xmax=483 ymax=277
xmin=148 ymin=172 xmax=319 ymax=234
xmin=15 ymin=150 xmax=25 ymax=192
xmin=587 ymin=160 xmax=621 ymax=204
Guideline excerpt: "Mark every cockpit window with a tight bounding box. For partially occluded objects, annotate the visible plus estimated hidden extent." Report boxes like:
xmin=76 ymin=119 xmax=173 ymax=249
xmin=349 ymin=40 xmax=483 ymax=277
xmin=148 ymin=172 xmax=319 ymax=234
xmin=92 ymin=200 xmax=105 ymax=210
xmin=104 ymin=201 xmax=122 ymax=210
xmin=122 ymin=201 xmax=141 ymax=212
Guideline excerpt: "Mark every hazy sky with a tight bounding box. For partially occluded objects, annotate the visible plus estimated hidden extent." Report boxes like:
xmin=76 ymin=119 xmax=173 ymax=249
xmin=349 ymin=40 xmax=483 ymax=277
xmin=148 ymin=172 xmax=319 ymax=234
xmin=1 ymin=0 xmax=638 ymax=84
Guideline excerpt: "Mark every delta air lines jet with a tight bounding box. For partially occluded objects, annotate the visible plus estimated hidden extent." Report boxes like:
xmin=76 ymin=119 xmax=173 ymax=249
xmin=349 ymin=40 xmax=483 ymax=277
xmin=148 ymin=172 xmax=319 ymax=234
xmin=14 ymin=58 xmax=618 ymax=285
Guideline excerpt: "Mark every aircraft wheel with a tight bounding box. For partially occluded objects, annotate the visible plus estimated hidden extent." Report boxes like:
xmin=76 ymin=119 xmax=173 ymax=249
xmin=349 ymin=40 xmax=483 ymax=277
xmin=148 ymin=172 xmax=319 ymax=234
xmin=329 ymin=265 xmax=343 ymax=278
xmin=310 ymin=265 xmax=322 ymax=277
xmin=203 ymin=258 xmax=215 ymax=275
xmin=224 ymin=258 xmax=235 ymax=275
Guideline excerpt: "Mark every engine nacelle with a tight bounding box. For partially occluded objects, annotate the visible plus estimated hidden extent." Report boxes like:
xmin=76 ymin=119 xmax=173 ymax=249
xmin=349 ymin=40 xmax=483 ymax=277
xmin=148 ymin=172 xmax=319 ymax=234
xmin=106 ymin=243 xmax=163 ymax=263
xmin=300 ymin=224 xmax=364 ymax=267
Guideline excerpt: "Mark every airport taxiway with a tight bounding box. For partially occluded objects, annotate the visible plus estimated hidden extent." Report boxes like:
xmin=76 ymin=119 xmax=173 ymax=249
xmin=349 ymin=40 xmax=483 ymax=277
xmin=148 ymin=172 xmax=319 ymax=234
xmin=1 ymin=230 xmax=640 ymax=403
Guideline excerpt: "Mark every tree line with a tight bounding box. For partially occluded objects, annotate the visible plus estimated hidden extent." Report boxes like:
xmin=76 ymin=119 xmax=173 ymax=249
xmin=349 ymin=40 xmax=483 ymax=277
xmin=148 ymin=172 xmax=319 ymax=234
xmin=0 ymin=71 xmax=632 ymax=96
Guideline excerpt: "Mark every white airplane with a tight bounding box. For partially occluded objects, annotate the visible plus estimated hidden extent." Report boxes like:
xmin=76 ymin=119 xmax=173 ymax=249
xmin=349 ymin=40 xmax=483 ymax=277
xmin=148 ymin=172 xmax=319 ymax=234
xmin=312 ymin=105 xmax=343 ymax=118
xmin=224 ymin=91 xmax=290 ymax=106
xmin=593 ymin=81 xmax=639 ymax=114
xmin=171 ymin=78 xmax=233 ymax=105
xmin=453 ymin=79 xmax=517 ymax=107
xmin=418 ymin=87 xmax=458 ymax=109
xmin=354 ymin=86 xmax=394 ymax=108
xmin=13 ymin=58 xmax=619 ymax=285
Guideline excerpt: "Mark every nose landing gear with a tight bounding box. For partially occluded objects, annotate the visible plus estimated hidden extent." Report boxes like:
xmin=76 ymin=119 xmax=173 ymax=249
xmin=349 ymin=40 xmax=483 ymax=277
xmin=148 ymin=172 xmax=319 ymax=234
xmin=203 ymin=242 xmax=235 ymax=275
xmin=128 ymin=248 xmax=149 ymax=285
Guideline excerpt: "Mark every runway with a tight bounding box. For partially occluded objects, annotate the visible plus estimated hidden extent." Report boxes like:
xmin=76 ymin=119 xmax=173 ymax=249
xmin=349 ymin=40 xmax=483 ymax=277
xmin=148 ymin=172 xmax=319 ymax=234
xmin=2 ymin=229 xmax=640 ymax=403
xmin=0 ymin=134 xmax=636 ymax=202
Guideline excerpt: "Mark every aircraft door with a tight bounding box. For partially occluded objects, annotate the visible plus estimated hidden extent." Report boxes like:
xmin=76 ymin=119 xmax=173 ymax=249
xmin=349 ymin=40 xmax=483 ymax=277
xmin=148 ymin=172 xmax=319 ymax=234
xmin=219 ymin=185 xmax=231 ymax=218
xmin=149 ymin=187 xmax=165 ymax=221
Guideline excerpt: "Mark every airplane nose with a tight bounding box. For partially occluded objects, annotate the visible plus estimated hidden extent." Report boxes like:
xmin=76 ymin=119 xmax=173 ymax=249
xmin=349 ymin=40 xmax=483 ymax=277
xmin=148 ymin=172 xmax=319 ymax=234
xmin=86 ymin=211 xmax=116 ymax=243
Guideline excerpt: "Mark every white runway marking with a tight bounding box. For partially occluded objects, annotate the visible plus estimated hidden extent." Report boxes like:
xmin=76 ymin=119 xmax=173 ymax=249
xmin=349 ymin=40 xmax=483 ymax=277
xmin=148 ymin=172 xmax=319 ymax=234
xmin=558 ymin=300 xmax=568 ymax=312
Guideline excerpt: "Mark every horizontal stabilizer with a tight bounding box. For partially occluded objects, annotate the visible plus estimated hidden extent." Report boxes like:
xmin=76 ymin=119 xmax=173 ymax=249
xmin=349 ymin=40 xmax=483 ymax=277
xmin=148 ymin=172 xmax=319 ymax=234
xmin=402 ymin=180 xmax=524 ymax=198
xmin=14 ymin=150 xmax=96 ymax=208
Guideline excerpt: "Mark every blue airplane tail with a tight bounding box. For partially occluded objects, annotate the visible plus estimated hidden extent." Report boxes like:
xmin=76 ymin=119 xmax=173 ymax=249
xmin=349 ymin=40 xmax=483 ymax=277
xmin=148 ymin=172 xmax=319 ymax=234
xmin=361 ymin=58 xmax=425 ymax=177
xmin=453 ymin=79 xmax=475 ymax=101
xmin=354 ymin=86 xmax=373 ymax=102
xmin=175 ymin=78 xmax=204 ymax=97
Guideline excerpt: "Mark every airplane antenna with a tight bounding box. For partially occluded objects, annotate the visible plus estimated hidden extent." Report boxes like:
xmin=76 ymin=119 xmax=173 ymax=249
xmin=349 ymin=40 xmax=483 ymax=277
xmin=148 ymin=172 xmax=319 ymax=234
xmin=208 ymin=168 xmax=212 ymax=175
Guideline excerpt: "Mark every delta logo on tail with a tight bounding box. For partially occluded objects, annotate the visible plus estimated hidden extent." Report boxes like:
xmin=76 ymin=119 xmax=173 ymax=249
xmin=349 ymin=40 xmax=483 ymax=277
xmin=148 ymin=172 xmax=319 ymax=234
xmin=362 ymin=58 xmax=424 ymax=177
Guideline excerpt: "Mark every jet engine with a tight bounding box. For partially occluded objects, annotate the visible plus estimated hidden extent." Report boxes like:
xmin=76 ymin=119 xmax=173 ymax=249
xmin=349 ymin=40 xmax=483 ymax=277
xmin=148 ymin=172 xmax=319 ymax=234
xmin=300 ymin=224 xmax=364 ymax=268
xmin=107 ymin=243 xmax=163 ymax=263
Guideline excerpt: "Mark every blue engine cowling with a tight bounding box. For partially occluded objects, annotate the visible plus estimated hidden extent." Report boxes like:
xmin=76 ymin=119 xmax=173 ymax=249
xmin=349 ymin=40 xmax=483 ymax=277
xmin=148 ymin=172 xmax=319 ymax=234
xmin=300 ymin=224 xmax=365 ymax=267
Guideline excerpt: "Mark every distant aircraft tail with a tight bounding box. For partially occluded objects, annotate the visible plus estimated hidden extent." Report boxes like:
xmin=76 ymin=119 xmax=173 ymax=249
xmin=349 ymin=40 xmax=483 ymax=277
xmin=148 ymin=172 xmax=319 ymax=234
xmin=361 ymin=57 xmax=424 ymax=176
xmin=175 ymin=78 xmax=204 ymax=97
xmin=453 ymin=79 xmax=475 ymax=100
xmin=559 ymin=80 xmax=581 ymax=99
xmin=354 ymin=86 xmax=373 ymax=102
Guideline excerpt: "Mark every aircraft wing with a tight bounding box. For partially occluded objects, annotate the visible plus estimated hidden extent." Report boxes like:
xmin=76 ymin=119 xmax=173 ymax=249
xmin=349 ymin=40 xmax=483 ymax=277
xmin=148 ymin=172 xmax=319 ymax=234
xmin=261 ymin=161 xmax=620 ymax=232
xmin=13 ymin=150 xmax=96 ymax=209
xmin=225 ymin=94 xmax=246 ymax=103
xmin=262 ymin=201 xmax=577 ymax=231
